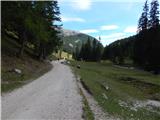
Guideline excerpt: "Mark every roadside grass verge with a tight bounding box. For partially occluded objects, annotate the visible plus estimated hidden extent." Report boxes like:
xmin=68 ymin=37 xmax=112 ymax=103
xmin=1 ymin=54 xmax=52 ymax=93
xmin=70 ymin=67 xmax=94 ymax=120
xmin=79 ymin=88 xmax=94 ymax=120
xmin=70 ymin=60 xmax=160 ymax=120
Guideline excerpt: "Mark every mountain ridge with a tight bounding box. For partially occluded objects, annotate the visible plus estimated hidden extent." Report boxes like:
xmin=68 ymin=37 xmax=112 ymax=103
xmin=60 ymin=28 xmax=99 ymax=53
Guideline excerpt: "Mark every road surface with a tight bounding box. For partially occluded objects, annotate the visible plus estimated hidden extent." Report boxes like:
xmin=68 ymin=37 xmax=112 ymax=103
xmin=2 ymin=60 xmax=83 ymax=120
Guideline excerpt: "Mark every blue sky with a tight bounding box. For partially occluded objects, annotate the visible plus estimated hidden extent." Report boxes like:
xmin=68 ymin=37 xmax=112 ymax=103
xmin=58 ymin=0 xmax=152 ymax=46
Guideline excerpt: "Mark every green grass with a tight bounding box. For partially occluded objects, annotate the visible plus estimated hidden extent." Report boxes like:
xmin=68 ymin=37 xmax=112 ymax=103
xmin=1 ymin=54 xmax=52 ymax=93
xmin=70 ymin=60 xmax=160 ymax=120
xmin=71 ymin=66 xmax=94 ymax=120
xmin=1 ymin=34 xmax=52 ymax=93
xmin=79 ymin=88 xmax=94 ymax=120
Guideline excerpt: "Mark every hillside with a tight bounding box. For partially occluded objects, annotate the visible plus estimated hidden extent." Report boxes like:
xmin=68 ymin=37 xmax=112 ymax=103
xmin=1 ymin=32 xmax=52 ymax=92
xmin=60 ymin=29 xmax=98 ymax=54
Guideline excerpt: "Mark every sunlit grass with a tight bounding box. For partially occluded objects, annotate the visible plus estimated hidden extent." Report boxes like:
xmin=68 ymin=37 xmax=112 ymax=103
xmin=71 ymin=60 xmax=160 ymax=120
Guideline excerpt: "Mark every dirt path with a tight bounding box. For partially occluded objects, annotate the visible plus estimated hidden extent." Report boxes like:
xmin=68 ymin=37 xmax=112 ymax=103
xmin=2 ymin=60 xmax=83 ymax=120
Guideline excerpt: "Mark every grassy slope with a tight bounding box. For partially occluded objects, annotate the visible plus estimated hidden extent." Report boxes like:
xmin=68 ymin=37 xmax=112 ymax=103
xmin=1 ymin=34 xmax=52 ymax=93
xmin=70 ymin=61 xmax=160 ymax=120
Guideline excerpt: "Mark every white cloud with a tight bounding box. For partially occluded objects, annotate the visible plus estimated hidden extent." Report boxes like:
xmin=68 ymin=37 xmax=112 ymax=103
xmin=59 ymin=0 xmax=147 ymax=11
xmin=58 ymin=0 xmax=93 ymax=10
xmin=124 ymin=26 xmax=137 ymax=33
xmin=71 ymin=0 xmax=91 ymax=10
xmin=100 ymin=25 xmax=119 ymax=30
xmin=80 ymin=29 xmax=99 ymax=34
xmin=61 ymin=16 xmax=85 ymax=22
xmin=98 ymin=33 xmax=126 ymax=39
xmin=96 ymin=33 xmax=127 ymax=46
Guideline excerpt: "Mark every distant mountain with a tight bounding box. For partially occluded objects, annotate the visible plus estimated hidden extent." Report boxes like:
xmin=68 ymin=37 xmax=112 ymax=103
xmin=59 ymin=29 xmax=98 ymax=53
xmin=60 ymin=29 xmax=80 ymax=37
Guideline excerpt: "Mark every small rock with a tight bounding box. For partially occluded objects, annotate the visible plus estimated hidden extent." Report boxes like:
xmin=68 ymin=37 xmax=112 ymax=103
xmin=77 ymin=65 xmax=80 ymax=69
xmin=13 ymin=68 xmax=22 ymax=74
xmin=130 ymin=114 xmax=134 ymax=117
xmin=105 ymin=86 xmax=109 ymax=90
xmin=102 ymin=93 xmax=108 ymax=100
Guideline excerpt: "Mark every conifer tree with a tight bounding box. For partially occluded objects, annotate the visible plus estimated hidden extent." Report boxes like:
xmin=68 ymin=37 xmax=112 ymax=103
xmin=2 ymin=1 xmax=62 ymax=59
xmin=148 ymin=0 xmax=159 ymax=28
xmin=138 ymin=0 xmax=149 ymax=32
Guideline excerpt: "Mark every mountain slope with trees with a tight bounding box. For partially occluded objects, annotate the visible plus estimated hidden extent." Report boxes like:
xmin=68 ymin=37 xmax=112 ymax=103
xmin=2 ymin=1 xmax=62 ymax=60
xmin=60 ymin=29 xmax=99 ymax=54
xmin=102 ymin=0 xmax=160 ymax=73
xmin=1 ymin=1 xmax=62 ymax=92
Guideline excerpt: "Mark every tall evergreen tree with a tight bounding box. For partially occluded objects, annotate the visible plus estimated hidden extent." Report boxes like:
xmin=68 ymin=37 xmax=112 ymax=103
xmin=95 ymin=41 xmax=103 ymax=62
xmin=79 ymin=44 xmax=85 ymax=60
xmin=138 ymin=0 xmax=149 ymax=32
xmin=91 ymin=39 xmax=97 ymax=61
xmin=83 ymin=38 xmax=92 ymax=61
xmin=148 ymin=0 xmax=159 ymax=28
xmin=74 ymin=45 xmax=80 ymax=60
xmin=31 ymin=1 xmax=61 ymax=60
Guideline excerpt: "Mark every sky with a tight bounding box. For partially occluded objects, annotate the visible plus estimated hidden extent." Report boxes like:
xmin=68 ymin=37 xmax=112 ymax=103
xmin=58 ymin=0 xmax=153 ymax=46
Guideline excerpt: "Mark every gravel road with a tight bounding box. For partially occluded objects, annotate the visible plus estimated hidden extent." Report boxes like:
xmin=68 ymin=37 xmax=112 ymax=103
xmin=2 ymin=60 xmax=83 ymax=120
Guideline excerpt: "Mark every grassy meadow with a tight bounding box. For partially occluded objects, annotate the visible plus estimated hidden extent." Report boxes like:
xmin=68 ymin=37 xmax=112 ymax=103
xmin=70 ymin=60 xmax=160 ymax=120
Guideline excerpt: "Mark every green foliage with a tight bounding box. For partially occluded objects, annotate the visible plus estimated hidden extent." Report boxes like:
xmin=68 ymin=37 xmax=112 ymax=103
xmin=103 ymin=36 xmax=135 ymax=65
xmin=134 ymin=0 xmax=160 ymax=72
xmin=1 ymin=1 xmax=62 ymax=59
xmin=61 ymin=32 xmax=97 ymax=54
xmin=1 ymin=35 xmax=53 ymax=92
xmin=138 ymin=0 xmax=149 ymax=32
xmin=148 ymin=0 xmax=159 ymax=28
xmin=103 ymin=0 xmax=160 ymax=73
xmin=74 ymin=38 xmax=104 ymax=61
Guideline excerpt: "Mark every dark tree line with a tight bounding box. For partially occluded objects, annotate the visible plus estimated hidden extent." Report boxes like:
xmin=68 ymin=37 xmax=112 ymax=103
xmin=102 ymin=36 xmax=135 ymax=64
xmin=134 ymin=0 xmax=160 ymax=72
xmin=103 ymin=0 xmax=160 ymax=73
xmin=73 ymin=38 xmax=103 ymax=62
xmin=2 ymin=1 xmax=62 ymax=60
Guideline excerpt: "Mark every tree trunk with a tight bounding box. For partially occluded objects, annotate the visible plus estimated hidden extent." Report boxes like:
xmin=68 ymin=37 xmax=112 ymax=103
xmin=43 ymin=47 xmax=46 ymax=60
xmin=19 ymin=31 xmax=26 ymax=57
xmin=38 ymin=43 xmax=44 ymax=61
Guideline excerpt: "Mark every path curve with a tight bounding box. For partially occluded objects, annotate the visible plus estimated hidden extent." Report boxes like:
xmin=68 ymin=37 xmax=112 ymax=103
xmin=2 ymin=60 xmax=83 ymax=120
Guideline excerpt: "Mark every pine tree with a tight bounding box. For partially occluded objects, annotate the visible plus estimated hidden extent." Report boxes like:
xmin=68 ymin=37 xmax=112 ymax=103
xmin=79 ymin=44 xmax=85 ymax=60
xmin=138 ymin=0 xmax=149 ymax=32
xmin=134 ymin=0 xmax=160 ymax=72
xmin=32 ymin=1 xmax=61 ymax=60
xmin=95 ymin=41 xmax=103 ymax=62
xmin=84 ymin=38 xmax=92 ymax=61
xmin=92 ymin=39 xmax=97 ymax=61
xmin=148 ymin=0 xmax=159 ymax=28
xmin=74 ymin=45 xmax=79 ymax=60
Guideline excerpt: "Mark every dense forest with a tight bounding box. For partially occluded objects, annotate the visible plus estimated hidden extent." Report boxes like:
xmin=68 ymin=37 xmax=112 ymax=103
xmin=73 ymin=37 xmax=103 ymax=61
xmin=1 ymin=1 xmax=62 ymax=60
xmin=102 ymin=0 xmax=160 ymax=73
